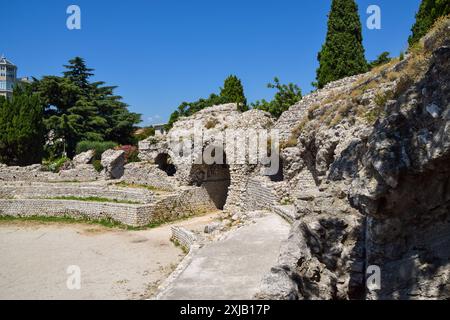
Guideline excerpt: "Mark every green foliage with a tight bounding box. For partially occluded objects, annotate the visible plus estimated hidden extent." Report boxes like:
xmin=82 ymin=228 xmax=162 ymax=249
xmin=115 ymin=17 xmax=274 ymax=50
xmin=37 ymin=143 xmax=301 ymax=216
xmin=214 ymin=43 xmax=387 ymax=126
xmin=75 ymin=141 xmax=117 ymax=160
xmin=115 ymin=145 xmax=140 ymax=163
xmin=92 ymin=160 xmax=104 ymax=173
xmin=166 ymin=75 xmax=248 ymax=129
xmin=32 ymin=57 xmax=141 ymax=158
xmin=316 ymin=0 xmax=368 ymax=89
xmin=48 ymin=196 xmax=141 ymax=204
xmin=167 ymin=93 xmax=226 ymax=129
xmin=409 ymin=0 xmax=450 ymax=46
xmin=42 ymin=156 xmax=71 ymax=173
xmin=220 ymin=75 xmax=248 ymax=111
xmin=252 ymin=77 xmax=302 ymax=119
xmin=135 ymin=126 xmax=155 ymax=141
xmin=368 ymin=52 xmax=392 ymax=69
xmin=0 ymin=86 xmax=45 ymax=166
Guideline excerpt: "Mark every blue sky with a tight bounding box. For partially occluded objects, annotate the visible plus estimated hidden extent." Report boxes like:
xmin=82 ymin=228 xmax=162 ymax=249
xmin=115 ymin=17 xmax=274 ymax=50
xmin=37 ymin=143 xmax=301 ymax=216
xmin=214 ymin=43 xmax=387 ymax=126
xmin=2 ymin=0 xmax=421 ymax=126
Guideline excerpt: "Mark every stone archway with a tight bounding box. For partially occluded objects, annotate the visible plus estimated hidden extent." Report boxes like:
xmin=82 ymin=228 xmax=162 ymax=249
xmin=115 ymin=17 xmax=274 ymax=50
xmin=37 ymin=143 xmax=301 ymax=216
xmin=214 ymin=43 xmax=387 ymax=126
xmin=155 ymin=153 xmax=177 ymax=176
xmin=268 ymin=156 xmax=284 ymax=182
xmin=189 ymin=150 xmax=231 ymax=210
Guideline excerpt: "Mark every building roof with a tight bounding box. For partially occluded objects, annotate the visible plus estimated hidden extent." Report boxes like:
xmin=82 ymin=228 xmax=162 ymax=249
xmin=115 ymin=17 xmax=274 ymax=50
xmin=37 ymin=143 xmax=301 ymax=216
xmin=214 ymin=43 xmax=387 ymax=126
xmin=0 ymin=55 xmax=16 ymax=66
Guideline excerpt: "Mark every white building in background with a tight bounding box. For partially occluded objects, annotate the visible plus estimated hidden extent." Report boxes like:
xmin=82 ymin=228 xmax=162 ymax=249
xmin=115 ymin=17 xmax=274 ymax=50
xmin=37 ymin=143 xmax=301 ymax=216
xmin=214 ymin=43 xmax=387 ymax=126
xmin=0 ymin=55 xmax=17 ymax=99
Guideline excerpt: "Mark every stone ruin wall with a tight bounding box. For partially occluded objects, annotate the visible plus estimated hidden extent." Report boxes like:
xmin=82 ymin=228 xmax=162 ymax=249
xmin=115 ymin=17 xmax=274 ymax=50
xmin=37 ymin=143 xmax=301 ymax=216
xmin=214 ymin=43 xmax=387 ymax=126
xmin=0 ymin=182 xmax=154 ymax=203
xmin=257 ymin=21 xmax=450 ymax=300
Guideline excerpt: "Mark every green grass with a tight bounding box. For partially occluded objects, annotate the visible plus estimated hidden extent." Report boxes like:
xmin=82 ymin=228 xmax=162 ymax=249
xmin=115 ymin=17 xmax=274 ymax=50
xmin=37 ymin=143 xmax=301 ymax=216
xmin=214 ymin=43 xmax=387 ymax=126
xmin=171 ymin=238 xmax=189 ymax=254
xmin=0 ymin=214 xmax=170 ymax=231
xmin=0 ymin=215 xmax=127 ymax=229
xmin=115 ymin=181 xmax=169 ymax=192
xmin=0 ymin=208 xmax=217 ymax=231
xmin=47 ymin=196 xmax=141 ymax=205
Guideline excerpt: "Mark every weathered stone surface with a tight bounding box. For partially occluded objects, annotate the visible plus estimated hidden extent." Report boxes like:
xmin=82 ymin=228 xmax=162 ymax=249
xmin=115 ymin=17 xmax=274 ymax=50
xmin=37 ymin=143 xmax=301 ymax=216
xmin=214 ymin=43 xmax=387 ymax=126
xmin=72 ymin=150 xmax=95 ymax=166
xmin=258 ymin=21 xmax=450 ymax=300
xmin=101 ymin=149 xmax=125 ymax=179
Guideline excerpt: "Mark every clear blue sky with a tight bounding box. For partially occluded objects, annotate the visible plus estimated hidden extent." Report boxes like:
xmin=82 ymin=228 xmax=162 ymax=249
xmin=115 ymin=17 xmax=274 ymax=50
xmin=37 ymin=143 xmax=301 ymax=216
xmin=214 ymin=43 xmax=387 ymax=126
xmin=2 ymin=0 xmax=421 ymax=126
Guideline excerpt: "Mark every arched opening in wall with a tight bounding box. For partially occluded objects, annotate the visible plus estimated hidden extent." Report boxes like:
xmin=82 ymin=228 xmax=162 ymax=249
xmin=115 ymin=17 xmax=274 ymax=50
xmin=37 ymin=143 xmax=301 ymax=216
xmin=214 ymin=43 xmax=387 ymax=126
xmin=268 ymin=156 xmax=284 ymax=182
xmin=155 ymin=153 xmax=176 ymax=176
xmin=189 ymin=150 xmax=231 ymax=210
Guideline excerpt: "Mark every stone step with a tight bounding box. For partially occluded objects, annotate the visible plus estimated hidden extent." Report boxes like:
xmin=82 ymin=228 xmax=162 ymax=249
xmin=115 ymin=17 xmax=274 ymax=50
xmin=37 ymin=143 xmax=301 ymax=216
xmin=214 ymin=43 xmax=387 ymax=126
xmin=272 ymin=205 xmax=298 ymax=224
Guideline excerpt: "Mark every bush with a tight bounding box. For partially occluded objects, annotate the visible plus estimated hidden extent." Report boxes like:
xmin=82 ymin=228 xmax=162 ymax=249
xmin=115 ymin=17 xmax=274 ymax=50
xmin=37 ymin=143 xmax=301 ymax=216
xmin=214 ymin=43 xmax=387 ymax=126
xmin=43 ymin=157 xmax=71 ymax=173
xmin=114 ymin=145 xmax=140 ymax=163
xmin=92 ymin=160 xmax=104 ymax=173
xmin=135 ymin=127 xmax=155 ymax=141
xmin=205 ymin=119 xmax=219 ymax=129
xmin=75 ymin=141 xmax=118 ymax=160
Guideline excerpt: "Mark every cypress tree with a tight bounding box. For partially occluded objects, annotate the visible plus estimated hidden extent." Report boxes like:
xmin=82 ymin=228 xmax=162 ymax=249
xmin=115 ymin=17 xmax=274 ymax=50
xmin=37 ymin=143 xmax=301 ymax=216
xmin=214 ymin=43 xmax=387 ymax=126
xmin=0 ymin=87 xmax=45 ymax=165
xmin=409 ymin=0 xmax=450 ymax=46
xmin=316 ymin=0 xmax=368 ymax=89
xmin=220 ymin=75 xmax=248 ymax=111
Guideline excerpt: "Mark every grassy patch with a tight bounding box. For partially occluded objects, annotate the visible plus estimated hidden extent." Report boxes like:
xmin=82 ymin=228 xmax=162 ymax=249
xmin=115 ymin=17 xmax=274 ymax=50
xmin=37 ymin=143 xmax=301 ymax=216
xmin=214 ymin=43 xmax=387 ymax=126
xmin=47 ymin=196 xmax=141 ymax=205
xmin=0 ymin=214 xmax=172 ymax=231
xmin=205 ymin=118 xmax=219 ymax=129
xmin=171 ymin=238 xmax=189 ymax=254
xmin=0 ymin=215 xmax=128 ymax=229
xmin=115 ymin=181 xmax=168 ymax=192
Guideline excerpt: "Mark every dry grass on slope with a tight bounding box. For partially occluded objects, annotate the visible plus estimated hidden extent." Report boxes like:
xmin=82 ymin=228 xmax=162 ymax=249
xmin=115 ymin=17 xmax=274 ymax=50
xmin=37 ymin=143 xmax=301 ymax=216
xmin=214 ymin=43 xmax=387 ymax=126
xmin=282 ymin=15 xmax=450 ymax=149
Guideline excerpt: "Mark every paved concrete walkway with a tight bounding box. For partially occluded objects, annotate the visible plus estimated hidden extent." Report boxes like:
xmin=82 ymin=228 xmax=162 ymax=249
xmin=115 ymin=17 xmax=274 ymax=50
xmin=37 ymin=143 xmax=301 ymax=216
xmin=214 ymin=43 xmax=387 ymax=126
xmin=157 ymin=214 xmax=290 ymax=300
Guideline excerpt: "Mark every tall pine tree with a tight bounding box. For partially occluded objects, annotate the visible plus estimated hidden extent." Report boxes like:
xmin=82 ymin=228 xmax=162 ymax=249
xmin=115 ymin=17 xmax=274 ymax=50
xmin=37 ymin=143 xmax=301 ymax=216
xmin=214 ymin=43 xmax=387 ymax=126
xmin=220 ymin=75 xmax=248 ymax=111
xmin=34 ymin=57 xmax=141 ymax=158
xmin=409 ymin=0 xmax=450 ymax=46
xmin=316 ymin=0 xmax=368 ymax=89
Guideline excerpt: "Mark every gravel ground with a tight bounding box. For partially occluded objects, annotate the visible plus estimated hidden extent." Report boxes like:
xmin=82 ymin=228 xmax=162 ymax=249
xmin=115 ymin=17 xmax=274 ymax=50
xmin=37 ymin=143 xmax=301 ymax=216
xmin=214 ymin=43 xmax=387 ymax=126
xmin=0 ymin=213 xmax=217 ymax=300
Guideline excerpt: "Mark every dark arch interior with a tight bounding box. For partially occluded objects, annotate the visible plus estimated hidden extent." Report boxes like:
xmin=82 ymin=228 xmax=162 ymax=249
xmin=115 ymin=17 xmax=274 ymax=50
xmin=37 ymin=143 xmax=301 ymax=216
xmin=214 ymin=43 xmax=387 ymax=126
xmin=269 ymin=156 xmax=284 ymax=182
xmin=189 ymin=152 xmax=231 ymax=210
xmin=155 ymin=153 xmax=176 ymax=176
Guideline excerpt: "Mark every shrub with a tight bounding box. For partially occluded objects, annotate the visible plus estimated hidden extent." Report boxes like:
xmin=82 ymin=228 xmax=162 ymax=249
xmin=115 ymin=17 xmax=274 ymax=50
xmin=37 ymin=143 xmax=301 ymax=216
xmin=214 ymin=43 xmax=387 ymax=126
xmin=135 ymin=127 xmax=155 ymax=141
xmin=115 ymin=145 xmax=140 ymax=163
xmin=43 ymin=157 xmax=71 ymax=173
xmin=374 ymin=90 xmax=394 ymax=108
xmin=205 ymin=118 xmax=219 ymax=129
xmin=92 ymin=160 xmax=104 ymax=173
xmin=75 ymin=141 xmax=118 ymax=160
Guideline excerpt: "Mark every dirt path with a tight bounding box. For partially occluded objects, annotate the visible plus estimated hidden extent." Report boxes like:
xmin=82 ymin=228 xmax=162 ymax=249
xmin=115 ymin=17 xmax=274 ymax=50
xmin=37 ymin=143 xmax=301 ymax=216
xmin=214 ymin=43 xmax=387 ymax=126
xmin=0 ymin=213 xmax=217 ymax=300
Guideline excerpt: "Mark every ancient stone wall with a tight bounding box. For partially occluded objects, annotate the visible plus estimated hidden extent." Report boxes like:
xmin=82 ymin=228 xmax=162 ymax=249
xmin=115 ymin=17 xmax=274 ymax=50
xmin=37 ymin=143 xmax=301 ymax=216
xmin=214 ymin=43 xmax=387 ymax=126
xmin=0 ymin=199 xmax=149 ymax=226
xmin=144 ymin=186 xmax=217 ymax=224
xmin=0 ymin=182 xmax=154 ymax=203
xmin=121 ymin=162 xmax=177 ymax=191
xmin=244 ymin=177 xmax=278 ymax=211
xmin=258 ymin=20 xmax=450 ymax=300
xmin=0 ymin=164 xmax=101 ymax=182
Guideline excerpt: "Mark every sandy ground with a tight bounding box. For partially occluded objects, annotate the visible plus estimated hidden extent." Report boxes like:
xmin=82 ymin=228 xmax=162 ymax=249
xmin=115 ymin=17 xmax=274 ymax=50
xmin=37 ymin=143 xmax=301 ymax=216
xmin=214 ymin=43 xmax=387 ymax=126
xmin=0 ymin=213 xmax=217 ymax=300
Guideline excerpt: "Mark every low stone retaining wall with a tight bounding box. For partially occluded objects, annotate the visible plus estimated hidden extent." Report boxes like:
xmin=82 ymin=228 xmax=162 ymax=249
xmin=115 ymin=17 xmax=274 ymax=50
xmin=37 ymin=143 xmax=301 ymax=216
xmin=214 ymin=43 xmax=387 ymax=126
xmin=272 ymin=205 xmax=298 ymax=224
xmin=0 ymin=186 xmax=217 ymax=227
xmin=144 ymin=187 xmax=217 ymax=224
xmin=0 ymin=199 xmax=151 ymax=227
xmin=171 ymin=226 xmax=197 ymax=251
xmin=0 ymin=164 xmax=101 ymax=182
xmin=0 ymin=182 xmax=154 ymax=204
